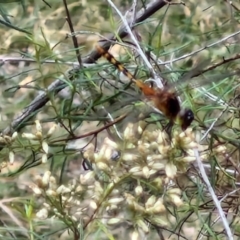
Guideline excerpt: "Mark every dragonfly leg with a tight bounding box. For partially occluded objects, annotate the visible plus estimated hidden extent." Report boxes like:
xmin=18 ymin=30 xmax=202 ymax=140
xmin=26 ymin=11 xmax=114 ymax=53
xmin=164 ymin=121 xmax=174 ymax=140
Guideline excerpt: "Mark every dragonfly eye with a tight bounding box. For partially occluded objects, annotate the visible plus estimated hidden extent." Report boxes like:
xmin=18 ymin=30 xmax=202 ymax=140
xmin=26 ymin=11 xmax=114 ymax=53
xmin=179 ymin=109 xmax=194 ymax=130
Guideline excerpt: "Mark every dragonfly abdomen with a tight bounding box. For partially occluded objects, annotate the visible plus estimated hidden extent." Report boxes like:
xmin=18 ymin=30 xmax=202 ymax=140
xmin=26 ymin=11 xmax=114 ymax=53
xmin=96 ymin=45 xmax=194 ymax=130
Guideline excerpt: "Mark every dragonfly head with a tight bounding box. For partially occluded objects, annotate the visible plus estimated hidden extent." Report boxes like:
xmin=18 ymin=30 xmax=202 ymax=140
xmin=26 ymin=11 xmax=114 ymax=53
xmin=178 ymin=108 xmax=194 ymax=131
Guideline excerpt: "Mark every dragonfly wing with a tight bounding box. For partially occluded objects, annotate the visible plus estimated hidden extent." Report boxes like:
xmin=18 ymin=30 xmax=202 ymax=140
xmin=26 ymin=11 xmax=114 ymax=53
xmin=177 ymin=60 xmax=212 ymax=83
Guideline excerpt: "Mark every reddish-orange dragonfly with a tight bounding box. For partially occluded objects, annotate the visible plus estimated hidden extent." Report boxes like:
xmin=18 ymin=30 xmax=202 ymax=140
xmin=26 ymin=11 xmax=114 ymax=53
xmin=96 ymin=45 xmax=194 ymax=130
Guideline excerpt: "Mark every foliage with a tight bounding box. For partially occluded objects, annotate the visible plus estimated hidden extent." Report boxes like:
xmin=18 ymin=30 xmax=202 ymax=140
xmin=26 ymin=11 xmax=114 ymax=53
xmin=0 ymin=0 xmax=240 ymax=239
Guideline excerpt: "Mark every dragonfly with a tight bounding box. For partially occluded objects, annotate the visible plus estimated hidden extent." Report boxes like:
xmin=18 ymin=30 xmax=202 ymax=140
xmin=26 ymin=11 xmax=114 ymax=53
xmin=96 ymin=45 xmax=195 ymax=131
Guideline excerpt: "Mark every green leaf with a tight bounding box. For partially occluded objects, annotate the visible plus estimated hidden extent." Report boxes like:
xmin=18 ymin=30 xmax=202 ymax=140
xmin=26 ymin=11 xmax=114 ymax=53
xmin=0 ymin=19 xmax=31 ymax=34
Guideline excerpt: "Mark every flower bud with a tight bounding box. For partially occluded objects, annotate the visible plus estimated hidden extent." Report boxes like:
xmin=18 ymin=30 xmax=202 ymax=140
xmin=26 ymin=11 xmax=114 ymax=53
xmin=131 ymin=230 xmax=139 ymax=240
xmin=31 ymin=186 xmax=42 ymax=195
xmin=80 ymin=171 xmax=95 ymax=185
xmin=42 ymin=141 xmax=49 ymax=154
xmin=41 ymin=154 xmax=48 ymax=163
xmin=47 ymin=124 xmax=57 ymax=137
xmin=89 ymin=200 xmax=97 ymax=210
xmin=9 ymin=151 xmax=14 ymax=164
xmin=42 ymin=171 xmax=51 ymax=187
xmin=142 ymin=166 xmax=150 ymax=179
xmin=35 ymin=120 xmax=42 ymax=132
xmin=169 ymin=194 xmax=183 ymax=207
xmin=36 ymin=208 xmax=48 ymax=219
xmin=22 ymin=133 xmax=37 ymax=140
xmin=35 ymin=131 xmax=42 ymax=140
xmin=135 ymin=186 xmax=143 ymax=196
xmin=11 ymin=132 xmax=18 ymax=140
xmin=145 ymin=195 xmax=156 ymax=208
xmin=137 ymin=219 xmax=149 ymax=233
xmin=107 ymin=218 xmax=121 ymax=225
xmin=108 ymin=197 xmax=124 ymax=205
xmin=165 ymin=162 xmax=177 ymax=179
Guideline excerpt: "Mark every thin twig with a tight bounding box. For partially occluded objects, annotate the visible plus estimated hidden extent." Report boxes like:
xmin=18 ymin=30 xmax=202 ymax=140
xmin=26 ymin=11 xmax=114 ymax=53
xmin=194 ymin=148 xmax=233 ymax=240
xmin=83 ymin=0 xmax=168 ymax=63
xmin=63 ymin=0 xmax=82 ymax=68
xmin=51 ymin=113 xmax=127 ymax=144
xmin=156 ymin=30 xmax=240 ymax=65
xmin=106 ymin=0 xmax=164 ymax=88
xmin=0 ymin=56 xmax=87 ymax=67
